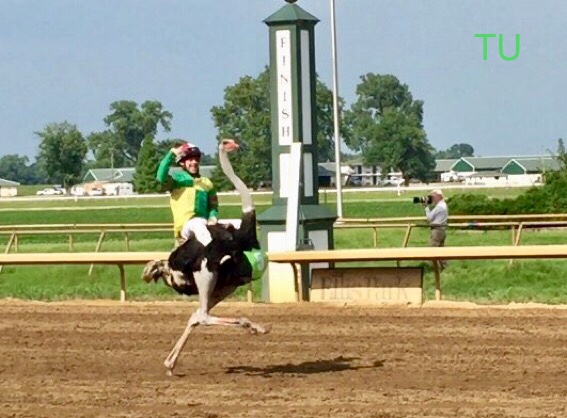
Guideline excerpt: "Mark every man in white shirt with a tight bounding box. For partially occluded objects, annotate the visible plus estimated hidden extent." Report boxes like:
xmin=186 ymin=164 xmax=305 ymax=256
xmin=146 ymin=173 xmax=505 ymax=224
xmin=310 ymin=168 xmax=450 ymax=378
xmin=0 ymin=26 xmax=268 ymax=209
xmin=424 ymin=189 xmax=448 ymax=269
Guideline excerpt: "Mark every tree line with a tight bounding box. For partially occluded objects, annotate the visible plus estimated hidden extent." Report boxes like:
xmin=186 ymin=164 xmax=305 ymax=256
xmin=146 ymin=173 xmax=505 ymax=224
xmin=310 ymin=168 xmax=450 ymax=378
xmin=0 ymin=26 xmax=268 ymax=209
xmin=0 ymin=70 xmax=475 ymax=192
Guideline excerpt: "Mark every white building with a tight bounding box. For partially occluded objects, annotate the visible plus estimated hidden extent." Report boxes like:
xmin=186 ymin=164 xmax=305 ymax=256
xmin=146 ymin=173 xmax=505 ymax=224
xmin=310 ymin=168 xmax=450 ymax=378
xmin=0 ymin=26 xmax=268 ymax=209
xmin=0 ymin=177 xmax=19 ymax=197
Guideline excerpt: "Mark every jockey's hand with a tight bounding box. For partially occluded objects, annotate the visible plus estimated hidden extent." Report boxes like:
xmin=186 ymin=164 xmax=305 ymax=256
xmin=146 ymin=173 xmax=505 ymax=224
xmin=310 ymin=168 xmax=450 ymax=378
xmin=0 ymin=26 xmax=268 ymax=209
xmin=207 ymin=217 xmax=218 ymax=226
xmin=171 ymin=144 xmax=188 ymax=157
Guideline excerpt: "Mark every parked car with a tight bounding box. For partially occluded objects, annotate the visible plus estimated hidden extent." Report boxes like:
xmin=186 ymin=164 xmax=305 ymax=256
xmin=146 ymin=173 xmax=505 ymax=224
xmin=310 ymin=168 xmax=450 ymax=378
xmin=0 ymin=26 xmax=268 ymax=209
xmin=379 ymin=177 xmax=404 ymax=187
xmin=441 ymin=171 xmax=465 ymax=183
xmin=36 ymin=187 xmax=66 ymax=196
xmin=87 ymin=188 xmax=104 ymax=196
xmin=346 ymin=176 xmax=362 ymax=186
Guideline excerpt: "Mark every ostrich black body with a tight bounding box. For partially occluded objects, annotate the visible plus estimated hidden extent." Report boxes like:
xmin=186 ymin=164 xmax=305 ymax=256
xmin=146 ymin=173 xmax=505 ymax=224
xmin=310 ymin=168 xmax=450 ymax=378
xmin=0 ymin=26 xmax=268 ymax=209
xmin=166 ymin=210 xmax=260 ymax=297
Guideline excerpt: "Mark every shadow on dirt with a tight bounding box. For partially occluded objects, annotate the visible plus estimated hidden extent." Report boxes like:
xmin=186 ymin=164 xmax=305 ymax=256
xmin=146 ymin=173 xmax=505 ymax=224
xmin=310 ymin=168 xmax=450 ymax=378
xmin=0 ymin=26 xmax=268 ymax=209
xmin=225 ymin=356 xmax=385 ymax=377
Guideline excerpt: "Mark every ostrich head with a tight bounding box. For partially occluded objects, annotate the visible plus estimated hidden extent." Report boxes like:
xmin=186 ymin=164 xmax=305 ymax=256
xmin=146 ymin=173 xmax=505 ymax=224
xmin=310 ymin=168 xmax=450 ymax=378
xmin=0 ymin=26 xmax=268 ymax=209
xmin=219 ymin=138 xmax=239 ymax=153
xmin=142 ymin=259 xmax=170 ymax=283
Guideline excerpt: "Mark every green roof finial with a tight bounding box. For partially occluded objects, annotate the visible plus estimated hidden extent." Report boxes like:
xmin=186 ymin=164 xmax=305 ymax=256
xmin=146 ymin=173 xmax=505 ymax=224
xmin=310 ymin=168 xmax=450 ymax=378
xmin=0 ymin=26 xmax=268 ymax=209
xmin=264 ymin=0 xmax=319 ymax=25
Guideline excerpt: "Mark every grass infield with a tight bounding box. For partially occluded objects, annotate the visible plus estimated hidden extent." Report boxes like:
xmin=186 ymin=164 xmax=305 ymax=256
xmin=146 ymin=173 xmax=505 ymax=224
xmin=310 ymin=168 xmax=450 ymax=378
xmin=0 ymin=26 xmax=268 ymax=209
xmin=1 ymin=186 xmax=566 ymax=303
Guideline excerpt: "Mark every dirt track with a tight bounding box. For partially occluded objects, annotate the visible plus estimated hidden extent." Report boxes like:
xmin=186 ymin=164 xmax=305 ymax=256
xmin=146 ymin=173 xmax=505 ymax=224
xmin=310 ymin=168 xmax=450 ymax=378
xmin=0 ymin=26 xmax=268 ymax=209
xmin=1 ymin=300 xmax=566 ymax=418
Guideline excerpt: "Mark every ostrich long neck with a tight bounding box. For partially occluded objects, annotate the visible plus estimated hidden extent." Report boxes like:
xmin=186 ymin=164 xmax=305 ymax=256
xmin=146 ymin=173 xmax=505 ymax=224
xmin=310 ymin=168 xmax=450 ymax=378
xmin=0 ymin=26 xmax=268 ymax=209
xmin=219 ymin=148 xmax=253 ymax=213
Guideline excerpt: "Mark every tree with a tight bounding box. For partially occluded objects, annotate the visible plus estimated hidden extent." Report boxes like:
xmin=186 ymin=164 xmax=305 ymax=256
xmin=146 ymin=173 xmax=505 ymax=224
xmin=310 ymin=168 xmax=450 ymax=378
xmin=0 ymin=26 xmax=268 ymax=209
xmin=197 ymin=153 xmax=216 ymax=166
xmin=88 ymin=100 xmax=173 ymax=167
xmin=210 ymin=70 xmax=271 ymax=190
xmin=315 ymin=77 xmax=351 ymax=162
xmin=553 ymin=138 xmax=567 ymax=169
xmin=345 ymin=73 xmax=435 ymax=183
xmin=133 ymin=135 xmax=161 ymax=193
xmin=156 ymin=139 xmax=183 ymax=158
xmin=86 ymin=130 xmax=127 ymax=168
xmin=25 ymin=161 xmax=47 ymax=184
xmin=0 ymin=154 xmax=29 ymax=182
xmin=0 ymin=154 xmax=45 ymax=184
xmin=210 ymin=68 xmax=349 ymax=190
xmin=435 ymin=143 xmax=475 ymax=159
xmin=373 ymin=108 xmax=435 ymax=182
xmin=36 ymin=122 xmax=87 ymax=188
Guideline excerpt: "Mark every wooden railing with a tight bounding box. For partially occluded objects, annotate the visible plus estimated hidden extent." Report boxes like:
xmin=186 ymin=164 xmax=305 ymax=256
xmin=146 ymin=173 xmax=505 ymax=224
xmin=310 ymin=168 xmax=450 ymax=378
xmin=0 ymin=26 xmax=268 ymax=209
xmin=2 ymin=215 xmax=567 ymax=257
xmin=1 ymin=215 xmax=566 ymax=304
xmin=0 ymin=224 xmax=172 ymax=274
xmin=268 ymin=245 xmax=567 ymax=302
xmin=0 ymin=251 xmax=169 ymax=302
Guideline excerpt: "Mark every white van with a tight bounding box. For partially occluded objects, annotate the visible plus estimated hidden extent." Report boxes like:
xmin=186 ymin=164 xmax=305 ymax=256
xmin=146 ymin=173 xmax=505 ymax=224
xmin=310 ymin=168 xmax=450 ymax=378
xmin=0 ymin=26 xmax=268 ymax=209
xmin=103 ymin=182 xmax=134 ymax=196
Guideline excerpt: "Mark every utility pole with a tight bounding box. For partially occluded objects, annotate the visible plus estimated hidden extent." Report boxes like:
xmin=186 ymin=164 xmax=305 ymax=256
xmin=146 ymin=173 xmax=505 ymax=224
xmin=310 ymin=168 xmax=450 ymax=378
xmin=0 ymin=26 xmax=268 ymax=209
xmin=110 ymin=148 xmax=115 ymax=181
xmin=330 ymin=0 xmax=343 ymax=219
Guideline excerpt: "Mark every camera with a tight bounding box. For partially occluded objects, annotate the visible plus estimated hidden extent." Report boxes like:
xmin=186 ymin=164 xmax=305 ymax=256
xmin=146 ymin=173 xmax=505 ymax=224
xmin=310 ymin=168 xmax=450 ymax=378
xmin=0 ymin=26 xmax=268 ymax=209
xmin=413 ymin=195 xmax=433 ymax=205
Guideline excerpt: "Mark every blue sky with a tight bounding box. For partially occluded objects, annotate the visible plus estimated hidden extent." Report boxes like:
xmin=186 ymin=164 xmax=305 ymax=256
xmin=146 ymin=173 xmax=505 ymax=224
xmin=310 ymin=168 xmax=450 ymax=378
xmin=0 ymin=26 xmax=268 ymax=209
xmin=1 ymin=0 xmax=566 ymax=161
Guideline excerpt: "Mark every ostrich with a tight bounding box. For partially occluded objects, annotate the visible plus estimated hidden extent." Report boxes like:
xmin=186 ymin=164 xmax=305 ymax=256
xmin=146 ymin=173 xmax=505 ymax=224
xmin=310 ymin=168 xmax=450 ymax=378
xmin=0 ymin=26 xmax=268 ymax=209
xmin=142 ymin=139 xmax=269 ymax=375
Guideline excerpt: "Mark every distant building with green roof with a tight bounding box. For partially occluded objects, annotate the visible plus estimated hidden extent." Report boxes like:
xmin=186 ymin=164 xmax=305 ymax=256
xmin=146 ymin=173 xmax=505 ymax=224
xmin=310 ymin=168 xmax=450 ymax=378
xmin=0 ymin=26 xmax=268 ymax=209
xmin=80 ymin=154 xmax=559 ymax=192
xmin=434 ymin=155 xmax=558 ymax=186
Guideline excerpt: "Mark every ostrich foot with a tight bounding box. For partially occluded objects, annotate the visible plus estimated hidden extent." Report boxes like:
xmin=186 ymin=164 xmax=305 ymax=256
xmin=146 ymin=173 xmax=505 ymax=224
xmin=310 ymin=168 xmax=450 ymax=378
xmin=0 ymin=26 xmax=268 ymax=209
xmin=247 ymin=322 xmax=271 ymax=335
xmin=204 ymin=315 xmax=270 ymax=335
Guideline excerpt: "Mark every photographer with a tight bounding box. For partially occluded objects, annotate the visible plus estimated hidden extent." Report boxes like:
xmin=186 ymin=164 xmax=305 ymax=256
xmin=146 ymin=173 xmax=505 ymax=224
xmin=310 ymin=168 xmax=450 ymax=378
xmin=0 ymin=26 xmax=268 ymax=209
xmin=423 ymin=189 xmax=448 ymax=269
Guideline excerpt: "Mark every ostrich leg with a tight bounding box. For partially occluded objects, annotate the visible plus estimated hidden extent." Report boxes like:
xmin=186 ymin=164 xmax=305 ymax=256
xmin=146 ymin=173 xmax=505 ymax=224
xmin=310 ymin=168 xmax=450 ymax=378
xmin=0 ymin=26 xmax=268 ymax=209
xmin=206 ymin=284 xmax=270 ymax=334
xmin=164 ymin=262 xmax=216 ymax=375
xmin=163 ymin=275 xmax=269 ymax=375
xmin=163 ymin=311 xmax=201 ymax=376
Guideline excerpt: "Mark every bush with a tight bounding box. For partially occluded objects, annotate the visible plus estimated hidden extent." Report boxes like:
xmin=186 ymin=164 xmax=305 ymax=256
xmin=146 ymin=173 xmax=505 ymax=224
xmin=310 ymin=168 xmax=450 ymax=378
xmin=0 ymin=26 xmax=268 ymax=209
xmin=448 ymin=172 xmax=567 ymax=216
xmin=448 ymin=194 xmax=497 ymax=215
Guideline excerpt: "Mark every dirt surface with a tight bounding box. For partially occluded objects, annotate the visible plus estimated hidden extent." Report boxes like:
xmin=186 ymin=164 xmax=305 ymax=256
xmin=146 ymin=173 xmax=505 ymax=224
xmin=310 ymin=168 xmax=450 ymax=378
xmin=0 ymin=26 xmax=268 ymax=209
xmin=1 ymin=300 xmax=567 ymax=418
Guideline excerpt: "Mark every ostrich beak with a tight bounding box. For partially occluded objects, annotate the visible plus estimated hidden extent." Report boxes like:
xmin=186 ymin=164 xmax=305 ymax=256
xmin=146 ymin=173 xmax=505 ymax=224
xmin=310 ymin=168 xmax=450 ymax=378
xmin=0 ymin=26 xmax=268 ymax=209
xmin=220 ymin=139 xmax=239 ymax=152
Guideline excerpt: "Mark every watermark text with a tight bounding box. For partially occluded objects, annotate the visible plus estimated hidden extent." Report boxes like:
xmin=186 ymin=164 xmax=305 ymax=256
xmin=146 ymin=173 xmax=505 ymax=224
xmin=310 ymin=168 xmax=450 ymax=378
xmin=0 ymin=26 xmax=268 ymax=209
xmin=475 ymin=34 xmax=520 ymax=61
